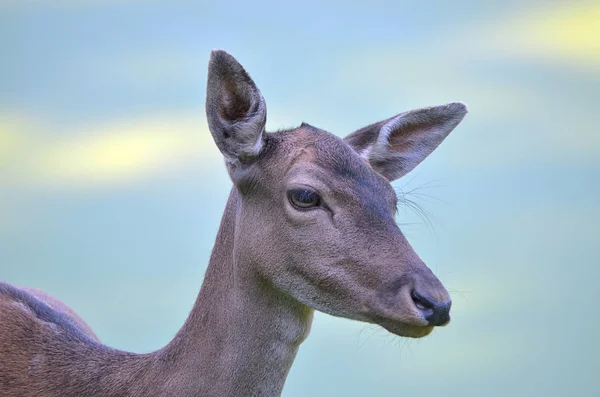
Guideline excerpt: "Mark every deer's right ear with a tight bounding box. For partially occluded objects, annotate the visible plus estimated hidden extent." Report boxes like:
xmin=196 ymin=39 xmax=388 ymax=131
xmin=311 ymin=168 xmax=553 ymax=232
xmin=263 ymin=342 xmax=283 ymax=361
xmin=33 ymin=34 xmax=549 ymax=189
xmin=206 ymin=50 xmax=267 ymax=164
xmin=344 ymin=103 xmax=467 ymax=181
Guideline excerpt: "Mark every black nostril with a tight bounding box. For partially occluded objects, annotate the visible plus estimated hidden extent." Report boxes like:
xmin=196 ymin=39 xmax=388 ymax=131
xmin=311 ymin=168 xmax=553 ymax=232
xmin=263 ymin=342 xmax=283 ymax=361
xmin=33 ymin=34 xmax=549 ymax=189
xmin=411 ymin=290 xmax=452 ymax=326
xmin=411 ymin=290 xmax=435 ymax=310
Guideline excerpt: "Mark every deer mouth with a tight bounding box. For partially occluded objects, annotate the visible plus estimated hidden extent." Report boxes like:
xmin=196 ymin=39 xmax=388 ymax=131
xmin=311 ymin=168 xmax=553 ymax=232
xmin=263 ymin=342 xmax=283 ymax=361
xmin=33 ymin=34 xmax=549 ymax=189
xmin=377 ymin=318 xmax=435 ymax=338
xmin=364 ymin=291 xmax=438 ymax=338
xmin=365 ymin=299 xmax=438 ymax=338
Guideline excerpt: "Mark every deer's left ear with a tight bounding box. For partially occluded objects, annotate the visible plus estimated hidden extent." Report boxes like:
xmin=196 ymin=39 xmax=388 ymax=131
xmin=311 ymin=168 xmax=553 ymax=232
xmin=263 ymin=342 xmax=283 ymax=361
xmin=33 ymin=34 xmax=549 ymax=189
xmin=344 ymin=102 xmax=468 ymax=181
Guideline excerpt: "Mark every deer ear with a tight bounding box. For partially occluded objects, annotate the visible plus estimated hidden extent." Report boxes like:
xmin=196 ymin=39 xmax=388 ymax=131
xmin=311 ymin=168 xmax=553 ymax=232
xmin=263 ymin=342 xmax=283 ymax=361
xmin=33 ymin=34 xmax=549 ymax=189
xmin=206 ymin=50 xmax=267 ymax=164
xmin=344 ymin=102 xmax=468 ymax=181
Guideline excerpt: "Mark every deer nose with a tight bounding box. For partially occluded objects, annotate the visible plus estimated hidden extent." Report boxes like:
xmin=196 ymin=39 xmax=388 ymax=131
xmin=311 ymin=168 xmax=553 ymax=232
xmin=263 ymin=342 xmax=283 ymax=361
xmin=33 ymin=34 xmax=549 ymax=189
xmin=411 ymin=290 xmax=452 ymax=326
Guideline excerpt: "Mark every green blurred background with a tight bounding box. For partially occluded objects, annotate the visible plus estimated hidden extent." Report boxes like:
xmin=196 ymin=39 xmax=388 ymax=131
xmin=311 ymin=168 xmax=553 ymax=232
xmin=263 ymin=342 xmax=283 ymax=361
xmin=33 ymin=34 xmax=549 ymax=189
xmin=1 ymin=1 xmax=599 ymax=396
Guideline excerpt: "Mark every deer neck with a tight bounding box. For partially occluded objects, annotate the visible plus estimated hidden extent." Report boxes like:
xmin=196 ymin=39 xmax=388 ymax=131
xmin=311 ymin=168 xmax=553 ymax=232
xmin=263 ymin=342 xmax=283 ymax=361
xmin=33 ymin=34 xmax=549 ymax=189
xmin=156 ymin=188 xmax=314 ymax=396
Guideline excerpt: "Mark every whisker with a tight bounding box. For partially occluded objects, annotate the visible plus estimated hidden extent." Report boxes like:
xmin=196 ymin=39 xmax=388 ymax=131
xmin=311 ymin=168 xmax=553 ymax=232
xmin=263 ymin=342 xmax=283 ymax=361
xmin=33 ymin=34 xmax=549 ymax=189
xmin=394 ymin=178 xmax=451 ymax=240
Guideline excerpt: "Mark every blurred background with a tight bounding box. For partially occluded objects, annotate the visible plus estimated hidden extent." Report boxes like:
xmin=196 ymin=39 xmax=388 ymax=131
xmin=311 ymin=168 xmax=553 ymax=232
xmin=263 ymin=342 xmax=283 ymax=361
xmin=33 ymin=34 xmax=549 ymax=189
xmin=1 ymin=1 xmax=599 ymax=396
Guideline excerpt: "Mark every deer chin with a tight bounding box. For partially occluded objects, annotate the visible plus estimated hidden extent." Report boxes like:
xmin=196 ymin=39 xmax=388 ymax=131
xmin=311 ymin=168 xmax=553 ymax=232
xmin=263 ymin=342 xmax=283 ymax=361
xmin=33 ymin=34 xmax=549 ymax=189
xmin=378 ymin=319 xmax=435 ymax=338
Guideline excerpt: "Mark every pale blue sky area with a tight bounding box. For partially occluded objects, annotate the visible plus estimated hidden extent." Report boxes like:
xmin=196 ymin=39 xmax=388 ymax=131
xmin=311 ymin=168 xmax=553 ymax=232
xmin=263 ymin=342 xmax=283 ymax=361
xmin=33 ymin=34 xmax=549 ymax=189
xmin=1 ymin=1 xmax=599 ymax=396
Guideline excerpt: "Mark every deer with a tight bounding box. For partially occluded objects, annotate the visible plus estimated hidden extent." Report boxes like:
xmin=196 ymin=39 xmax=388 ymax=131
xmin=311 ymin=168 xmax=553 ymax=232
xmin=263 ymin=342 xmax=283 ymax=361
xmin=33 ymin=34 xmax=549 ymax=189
xmin=0 ymin=50 xmax=468 ymax=397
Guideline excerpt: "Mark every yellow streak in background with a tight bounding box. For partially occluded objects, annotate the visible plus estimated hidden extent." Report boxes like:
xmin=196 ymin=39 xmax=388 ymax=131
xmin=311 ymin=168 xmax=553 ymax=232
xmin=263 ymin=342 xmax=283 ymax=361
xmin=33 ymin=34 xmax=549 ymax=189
xmin=496 ymin=3 xmax=600 ymax=70
xmin=3 ymin=114 xmax=220 ymax=188
xmin=0 ymin=117 xmax=26 ymax=167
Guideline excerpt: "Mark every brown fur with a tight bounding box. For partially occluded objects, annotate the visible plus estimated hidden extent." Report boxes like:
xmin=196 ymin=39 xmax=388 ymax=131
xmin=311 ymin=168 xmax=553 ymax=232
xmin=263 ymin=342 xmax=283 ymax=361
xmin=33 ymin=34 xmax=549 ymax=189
xmin=20 ymin=287 xmax=99 ymax=341
xmin=0 ymin=50 xmax=467 ymax=396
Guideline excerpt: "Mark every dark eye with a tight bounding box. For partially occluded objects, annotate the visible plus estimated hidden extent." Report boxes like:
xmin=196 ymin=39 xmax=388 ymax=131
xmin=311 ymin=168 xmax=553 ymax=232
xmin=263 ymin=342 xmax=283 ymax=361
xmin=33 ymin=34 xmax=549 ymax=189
xmin=288 ymin=189 xmax=321 ymax=209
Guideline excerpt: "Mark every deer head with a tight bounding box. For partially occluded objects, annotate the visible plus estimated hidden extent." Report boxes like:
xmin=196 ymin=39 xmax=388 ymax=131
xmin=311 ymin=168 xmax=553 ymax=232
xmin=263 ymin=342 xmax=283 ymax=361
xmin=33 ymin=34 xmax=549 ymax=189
xmin=205 ymin=50 xmax=467 ymax=338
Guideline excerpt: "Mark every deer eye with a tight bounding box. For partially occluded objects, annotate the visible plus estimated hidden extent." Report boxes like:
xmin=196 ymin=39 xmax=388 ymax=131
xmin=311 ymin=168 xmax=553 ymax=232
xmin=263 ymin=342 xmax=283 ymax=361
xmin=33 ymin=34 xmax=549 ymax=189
xmin=288 ymin=189 xmax=321 ymax=209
